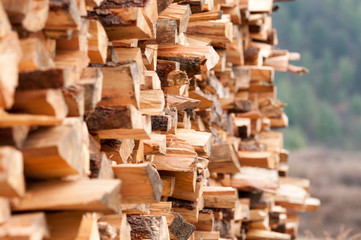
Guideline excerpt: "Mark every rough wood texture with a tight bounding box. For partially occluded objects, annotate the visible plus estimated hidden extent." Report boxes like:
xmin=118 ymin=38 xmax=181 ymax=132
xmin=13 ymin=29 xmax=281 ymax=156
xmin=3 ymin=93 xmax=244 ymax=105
xmin=0 ymin=126 xmax=29 ymax=148
xmin=208 ymin=144 xmax=241 ymax=174
xmin=88 ymin=19 xmax=108 ymax=64
xmin=112 ymin=163 xmax=163 ymax=203
xmin=12 ymin=179 xmax=121 ymax=212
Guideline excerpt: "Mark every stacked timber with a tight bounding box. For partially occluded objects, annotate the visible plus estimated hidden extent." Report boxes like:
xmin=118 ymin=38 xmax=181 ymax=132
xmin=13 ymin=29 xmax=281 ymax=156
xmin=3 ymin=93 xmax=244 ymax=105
xmin=0 ymin=0 xmax=318 ymax=239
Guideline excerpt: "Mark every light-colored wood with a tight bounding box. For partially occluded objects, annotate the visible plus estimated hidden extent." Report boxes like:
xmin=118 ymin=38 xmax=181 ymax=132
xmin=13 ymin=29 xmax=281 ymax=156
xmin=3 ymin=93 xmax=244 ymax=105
xmin=208 ymin=144 xmax=241 ymax=173
xmin=0 ymin=109 xmax=62 ymax=127
xmin=13 ymin=89 xmax=68 ymax=118
xmin=0 ymin=32 xmax=22 ymax=109
xmin=98 ymin=214 xmax=131 ymax=240
xmin=159 ymin=3 xmax=191 ymax=33
xmin=12 ymin=179 xmax=121 ymax=212
xmin=45 ymin=0 xmax=81 ymax=31
xmin=160 ymin=176 xmax=175 ymax=197
xmin=0 ymin=126 xmax=29 ymax=149
xmin=237 ymin=151 xmax=278 ymax=169
xmin=55 ymin=50 xmax=89 ymax=85
xmin=0 ymin=146 xmax=25 ymax=197
xmin=19 ymin=37 xmax=54 ymax=72
xmin=112 ymin=163 xmax=163 ymax=203
xmin=101 ymin=138 xmax=135 ymax=164
xmin=140 ymin=89 xmax=165 ymax=115
xmin=249 ymin=65 xmax=274 ymax=83
xmin=99 ymin=63 xmax=140 ymax=108
xmin=246 ymin=229 xmax=291 ymax=240
xmin=0 ymin=198 xmax=10 ymax=224
xmin=56 ymin=18 xmax=89 ymax=52
xmin=176 ymin=129 xmax=212 ymax=157
xmin=202 ymin=186 xmax=238 ymax=209
xmin=88 ymin=19 xmax=108 ymax=64
xmin=143 ymin=133 xmax=167 ymax=155
xmin=2 ymin=0 xmax=49 ymax=32
xmin=114 ymin=47 xmax=145 ymax=85
xmin=186 ymin=19 xmax=233 ymax=43
xmin=78 ymin=67 xmax=103 ymax=113
xmin=0 ymin=1 xmax=11 ymax=38
xmin=21 ymin=123 xmax=85 ymax=179
xmin=0 ymin=212 xmax=49 ymax=240
xmin=153 ymin=147 xmax=197 ymax=172
xmin=194 ymin=231 xmax=220 ymax=240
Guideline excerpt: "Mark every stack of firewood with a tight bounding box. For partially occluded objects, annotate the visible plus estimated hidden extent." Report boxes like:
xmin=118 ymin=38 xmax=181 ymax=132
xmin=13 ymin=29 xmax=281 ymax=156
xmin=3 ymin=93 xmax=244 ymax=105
xmin=0 ymin=0 xmax=318 ymax=239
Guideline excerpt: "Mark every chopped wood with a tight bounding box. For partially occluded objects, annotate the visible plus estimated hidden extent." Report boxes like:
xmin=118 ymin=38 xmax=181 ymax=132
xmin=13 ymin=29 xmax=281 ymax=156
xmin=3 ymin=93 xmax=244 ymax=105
xmin=246 ymin=229 xmax=291 ymax=240
xmin=237 ymin=151 xmax=278 ymax=169
xmin=176 ymin=128 xmax=212 ymax=157
xmin=140 ymin=89 xmax=165 ymax=115
xmin=203 ymin=186 xmax=238 ymax=209
xmin=0 ymin=109 xmax=62 ymax=127
xmin=78 ymin=67 xmax=103 ymax=113
xmin=98 ymin=214 xmax=131 ymax=240
xmin=0 ymin=212 xmax=49 ymax=240
xmin=88 ymin=19 xmax=108 ymax=64
xmin=159 ymin=4 xmax=191 ymax=33
xmin=208 ymin=144 xmax=241 ymax=173
xmin=186 ymin=19 xmax=233 ymax=43
xmin=112 ymin=163 xmax=163 ymax=203
xmin=0 ymin=198 xmax=10 ymax=224
xmin=13 ymin=89 xmax=68 ymax=118
xmin=143 ymin=133 xmax=167 ymax=155
xmin=12 ymin=179 xmax=121 ymax=212
xmin=86 ymin=105 xmax=151 ymax=139
xmin=0 ymin=146 xmax=25 ymax=197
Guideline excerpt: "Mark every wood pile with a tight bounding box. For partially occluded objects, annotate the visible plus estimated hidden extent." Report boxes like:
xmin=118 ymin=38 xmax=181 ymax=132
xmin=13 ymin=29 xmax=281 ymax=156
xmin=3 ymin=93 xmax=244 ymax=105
xmin=0 ymin=0 xmax=318 ymax=239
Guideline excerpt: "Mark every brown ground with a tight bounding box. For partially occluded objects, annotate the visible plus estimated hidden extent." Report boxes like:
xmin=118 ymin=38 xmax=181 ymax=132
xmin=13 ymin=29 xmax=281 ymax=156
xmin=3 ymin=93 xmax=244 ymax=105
xmin=288 ymin=147 xmax=361 ymax=239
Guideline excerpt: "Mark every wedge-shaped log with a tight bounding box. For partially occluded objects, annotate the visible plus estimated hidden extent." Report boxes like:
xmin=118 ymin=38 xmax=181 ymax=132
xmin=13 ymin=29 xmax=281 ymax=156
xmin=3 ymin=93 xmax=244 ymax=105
xmin=159 ymin=3 xmax=191 ymax=33
xmin=127 ymin=215 xmax=169 ymax=240
xmin=89 ymin=8 xmax=152 ymax=40
xmin=237 ymin=151 xmax=278 ymax=169
xmin=112 ymin=163 xmax=163 ymax=203
xmin=2 ymin=0 xmax=49 ymax=32
xmin=21 ymin=124 xmax=85 ymax=179
xmin=0 ymin=1 xmax=11 ymax=38
xmin=13 ymin=89 xmax=68 ymax=118
xmin=56 ymin=18 xmax=89 ymax=52
xmin=88 ymin=19 xmax=108 ymax=64
xmin=202 ymin=186 xmax=238 ymax=209
xmin=157 ymin=45 xmax=219 ymax=77
xmin=0 ymin=32 xmax=22 ymax=109
xmin=160 ymin=170 xmax=197 ymax=193
xmin=55 ymin=50 xmax=89 ymax=85
xmin=153 ymin=148 xmax=197 ymax=172
xmin=140 ymin=89 xmax=165 ymax=115
xmin=176 ymin=129 xmax=212 ymax=157
xmin=99 ymin=63 xmax=140 ymax=108
xmin=0 ymin=147 xmax=25 ymax=197
xmin=100 ymin=138 xmax=135 ymax=164
xmin=45 ymin=0 xmax=81 ymax=31
xmin=0 ymin=212 xmax=49 ymax=240
xmin=208 ymin=144 xmax=241 ymax=173
xmin=186 ymin=19 xmax=233 ymax=43
xmin=86 ymin=105 xmax=151 ymax=139
xmin=12 ymin=179 xmax=121 ymax=212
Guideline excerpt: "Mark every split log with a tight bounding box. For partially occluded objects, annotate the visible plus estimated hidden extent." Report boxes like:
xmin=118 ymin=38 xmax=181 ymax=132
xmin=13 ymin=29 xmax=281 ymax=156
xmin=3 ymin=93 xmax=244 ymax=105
xmin=176 ymin=129 xmax=212 ymax=157
xmin=89 ymin=152 xmax=115 ymax=179
xmin=112 ymin=163 xmax=163 ymax=203
xmin=21 ymin=123 xmax=85 ymax=179
xmin=88 ymin=19 xmax=108 ymax=64
xmin=127 ymin=215 xmax=169 ymax=240
xmin=194 ymin=231 xmax=220 ymax=240
xmin=160 ymin=175 xmax=176 ymax=197
xmin=0 ymin=212 xmax=49 ymax=240
xmin=62 ymin=85 xmax=85 ymax=117
xmin=195 ymin=209 xmax=214 ymax=231
xmin=2 ymin=0 xmax=49 ymax=32
xmin=143 ymin=70 xmax=162 ymax=90
xmin=114 ymin=47 xmax=145 ymax=85
xmin=159 ymin=3 xmax=191 ymax=33
xmin=19 ymin=37 xmax=55 ymax=72
xmin=167 ymin=94 xmax=200 ymax=112
xmin=168 ymin=213 xmax=196 ymax=240
xmin=13 ymin=89 xmax=68 ymax=118
xmin=12 ymin=179 xmax=121 ymax=212
xmin=153 ymin=147 xmax=197 ymax=172
xmin=157 ymin=45 xmax=219 ymax=77
xmin=237 ymin=151 xmax=278 ymax=169
xmin=86 ymin=105 xmax=151 ymax=139
xmin=230 ymin=167 xmax=279 ymax=191
xmin=100 ymin=138 xmax=135 ymax=164
xmin=0 ymin=1 xmax=11 ymax=38
xmin=186 ymin=19 xmax=233 ymax=43
xmin=99 ymin=63 xmax=140 ymax=108
xmin=202 ymin=186 xmax=238 ymax=209
xmin=208 ymin=144 xmax=241 ymax=173
xmin=0 ymin=146 xmax=25 ymax=197
xmin=140 ymin=89 xmax=165 ymax=115
xmin=246 ymin=229 xmax=291 ymax=240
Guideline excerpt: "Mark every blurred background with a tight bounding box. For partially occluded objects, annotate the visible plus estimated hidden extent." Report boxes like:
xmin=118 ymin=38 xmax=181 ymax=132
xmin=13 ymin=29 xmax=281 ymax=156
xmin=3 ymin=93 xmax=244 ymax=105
xmin=272 ymin=0 xmax=361 ymax=237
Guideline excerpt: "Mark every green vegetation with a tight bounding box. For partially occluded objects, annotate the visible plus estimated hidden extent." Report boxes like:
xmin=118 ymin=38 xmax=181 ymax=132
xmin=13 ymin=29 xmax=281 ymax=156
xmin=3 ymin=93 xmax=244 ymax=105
xmin=272 ymin=0 xmax=361 ymax=149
